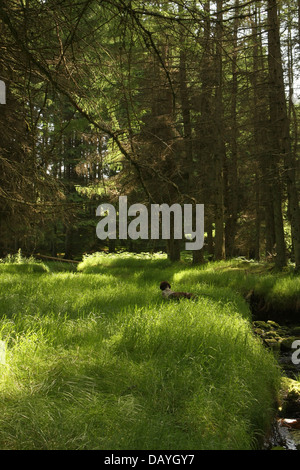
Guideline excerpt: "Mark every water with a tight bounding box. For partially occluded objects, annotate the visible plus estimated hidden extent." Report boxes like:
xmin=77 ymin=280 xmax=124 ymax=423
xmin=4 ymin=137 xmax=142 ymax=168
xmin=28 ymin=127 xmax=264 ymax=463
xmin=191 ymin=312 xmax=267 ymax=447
xmin=252 ymin=318 xmax=300 ymax=450
xmin=264 ymin=420 xmax=299 ymax=450
xmin=248 ymin=278 xmax=300 ymax=450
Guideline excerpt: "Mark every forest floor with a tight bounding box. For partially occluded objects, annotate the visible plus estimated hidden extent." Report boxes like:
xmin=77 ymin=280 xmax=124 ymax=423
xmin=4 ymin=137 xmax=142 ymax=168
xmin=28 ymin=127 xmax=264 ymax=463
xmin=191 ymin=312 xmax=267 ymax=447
xmin=0 ymin=252 xmax=299 ymax=450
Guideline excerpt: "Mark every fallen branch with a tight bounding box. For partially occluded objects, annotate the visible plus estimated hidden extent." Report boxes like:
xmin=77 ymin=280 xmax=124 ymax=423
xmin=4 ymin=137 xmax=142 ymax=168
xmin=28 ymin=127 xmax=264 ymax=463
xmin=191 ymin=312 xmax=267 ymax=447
xmin=30 ymin=254 xmax=79 ymax=264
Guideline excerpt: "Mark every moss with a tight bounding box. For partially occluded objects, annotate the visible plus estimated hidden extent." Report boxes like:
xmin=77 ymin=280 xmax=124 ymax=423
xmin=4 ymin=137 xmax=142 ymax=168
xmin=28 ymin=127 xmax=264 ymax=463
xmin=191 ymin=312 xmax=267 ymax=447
xmin=280 ymin=377 xmax=300 ymax=417
xmin=253 ymin=321 xmax=272 ymax=331
xmin=280 ymin=337 xmax=300 ymax=352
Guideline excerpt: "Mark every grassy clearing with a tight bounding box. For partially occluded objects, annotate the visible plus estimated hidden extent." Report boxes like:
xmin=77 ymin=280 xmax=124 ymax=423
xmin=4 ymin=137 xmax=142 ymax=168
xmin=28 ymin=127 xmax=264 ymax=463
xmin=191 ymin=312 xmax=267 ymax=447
xmin=0 ymin=253 xmax=283 ymax=449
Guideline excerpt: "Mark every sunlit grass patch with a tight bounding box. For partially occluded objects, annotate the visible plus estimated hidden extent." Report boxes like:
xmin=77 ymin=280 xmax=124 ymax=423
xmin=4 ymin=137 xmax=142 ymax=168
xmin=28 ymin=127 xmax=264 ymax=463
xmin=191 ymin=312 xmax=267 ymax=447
xmin=266 ymin=277 xmax=300 ymax=310
xmin=173 ymin=259 xmax=300 ymax=312
xmin=0 ymin=250 xmax=49 ymax=274
xmin=77 ymin=251 xmax=171 ymax=273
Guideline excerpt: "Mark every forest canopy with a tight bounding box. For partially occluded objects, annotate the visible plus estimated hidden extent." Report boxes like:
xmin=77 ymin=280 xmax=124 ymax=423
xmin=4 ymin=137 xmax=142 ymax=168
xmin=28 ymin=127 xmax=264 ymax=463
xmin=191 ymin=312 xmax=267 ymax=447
xmin=0 ymin=0 xmax=299 ymax=270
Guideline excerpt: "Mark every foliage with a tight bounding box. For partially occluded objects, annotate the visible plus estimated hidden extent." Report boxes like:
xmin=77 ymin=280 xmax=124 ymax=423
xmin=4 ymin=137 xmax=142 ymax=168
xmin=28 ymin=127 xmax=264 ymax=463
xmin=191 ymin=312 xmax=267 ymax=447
xmin=0 ymin=1 xmax=299 ymax=267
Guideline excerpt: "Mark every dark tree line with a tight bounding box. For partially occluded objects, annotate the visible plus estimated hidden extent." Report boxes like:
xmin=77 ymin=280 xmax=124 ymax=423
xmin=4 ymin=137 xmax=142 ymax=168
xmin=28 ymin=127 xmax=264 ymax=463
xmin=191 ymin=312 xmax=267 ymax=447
xmin=0 ymin=0 xmax=299 ymax=270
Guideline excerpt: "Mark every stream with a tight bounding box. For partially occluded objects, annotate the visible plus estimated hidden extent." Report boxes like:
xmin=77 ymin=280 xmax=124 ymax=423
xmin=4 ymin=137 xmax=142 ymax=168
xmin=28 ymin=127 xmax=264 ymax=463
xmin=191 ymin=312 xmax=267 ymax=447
xmin=252 ymin=319 xmax=300 ymax=450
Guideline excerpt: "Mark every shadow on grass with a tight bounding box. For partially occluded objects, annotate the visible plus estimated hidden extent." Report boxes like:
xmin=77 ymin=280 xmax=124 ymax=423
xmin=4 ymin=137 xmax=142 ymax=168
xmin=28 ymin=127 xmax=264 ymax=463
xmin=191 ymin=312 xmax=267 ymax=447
xmin=0 ymin=298 xmax=280 ymax=450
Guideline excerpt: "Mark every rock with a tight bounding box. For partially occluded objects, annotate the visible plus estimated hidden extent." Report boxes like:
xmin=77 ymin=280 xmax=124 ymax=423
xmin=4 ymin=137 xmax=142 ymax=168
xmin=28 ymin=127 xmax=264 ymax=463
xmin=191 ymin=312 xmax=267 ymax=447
xmin=280 ymin=377 xmax=300 ymax=411
xmin=278 ymin=418 xmax=300 ymax=429
xmin=290 ymin=430 xmax=300 ymax=450
xmin=253 ymin=327 xmax=265 ymax=336
xmin=267 ymin=320 xmax=281 ymax=329
xmin=253 ymin=320 xmax=272 ymax=331
xmin=264 ymin=338 xmax=281 ymax=351
xmin=290 ymin=327 xmax=300 ymax=336
xmin=264 ymin=330 xmax=280 ymax=339
xmin=281 ymin=377 xmax=300 ymax=399
xmin=277 ymin=327 xmax=290 ymax=337
xmin=280 ymin=337 xmax=300 ymax=352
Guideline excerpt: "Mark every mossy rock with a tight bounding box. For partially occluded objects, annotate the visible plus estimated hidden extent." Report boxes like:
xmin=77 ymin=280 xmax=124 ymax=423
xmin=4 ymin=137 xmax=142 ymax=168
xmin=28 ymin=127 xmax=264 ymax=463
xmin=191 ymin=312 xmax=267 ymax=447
xmin=280 ymin=377 xmax=300 ymax=414
xmin=264 ymin=331 xmax=280 ymax=339
xmin=253 ymin=327 xmax=265 ymax=336
xmin=267 ymin=321 xmax=281 ymax=329
xmin=290 ymin=327 xmax=300 ymax=336
xmin=277 ymin=327 xmax=290 ymax=337
xmin=253 ymin=321 xmax=272 ymax=331
xmin=280 ymin=337 xmax=300 ymax=352
xmin=264 ymin=338 xmax=281 ymax=351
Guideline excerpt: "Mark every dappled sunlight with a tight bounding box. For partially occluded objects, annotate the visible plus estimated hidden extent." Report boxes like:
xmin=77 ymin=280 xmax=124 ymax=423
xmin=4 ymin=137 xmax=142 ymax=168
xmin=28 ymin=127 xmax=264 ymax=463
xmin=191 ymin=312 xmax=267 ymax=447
xmin=0 ymin=257 xmax=288 ymax=449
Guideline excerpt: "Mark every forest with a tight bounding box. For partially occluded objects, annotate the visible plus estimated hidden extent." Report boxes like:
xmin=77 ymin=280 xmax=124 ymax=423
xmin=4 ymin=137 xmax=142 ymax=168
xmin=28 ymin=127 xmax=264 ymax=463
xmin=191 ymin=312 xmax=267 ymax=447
xmin=0 ymin=0 xmax=299 ymax=270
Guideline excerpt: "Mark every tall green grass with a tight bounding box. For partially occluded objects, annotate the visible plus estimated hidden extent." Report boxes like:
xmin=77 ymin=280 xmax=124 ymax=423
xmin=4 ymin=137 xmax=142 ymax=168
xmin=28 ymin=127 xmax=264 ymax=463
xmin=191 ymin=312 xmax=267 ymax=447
xmin=77 ymin=251 xmax=171 ymax=271
xmin=0 ymin=254 xmax=282 ymax=450
xmin=0 ymin=250 xmax=49 ymax=274
xmin=173 ymin=258 xmax=300 ymax=312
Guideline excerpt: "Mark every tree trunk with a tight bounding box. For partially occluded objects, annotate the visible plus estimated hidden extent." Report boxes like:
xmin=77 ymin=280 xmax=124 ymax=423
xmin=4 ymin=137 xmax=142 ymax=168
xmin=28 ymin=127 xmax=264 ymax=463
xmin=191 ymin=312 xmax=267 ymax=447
xmin=214 ymin=0 xmax=225 ymax=260
xmin=254 ymin=171 xmax=261 ymax=261
xmin=224 ymin=0 xmax=239 ymax=258
xmin=251 ymin=6 xmax=268 ymax=261
xmin=267 ymin=0 xmax=287 ymax=269
xmin=178 ymin=16 xmax=203 ymax=264
xmin=267 ymin=0 xmax=300 ymax=269
xmin=166 ymin=240 xmax=181 ymax=262
xmin=196 ymin=0 xmax=213 ymax=261
xmin=64 ymin=226 xmax=73 ymax=259
xmin=286 ymin=8 xmax=300 ymax=271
